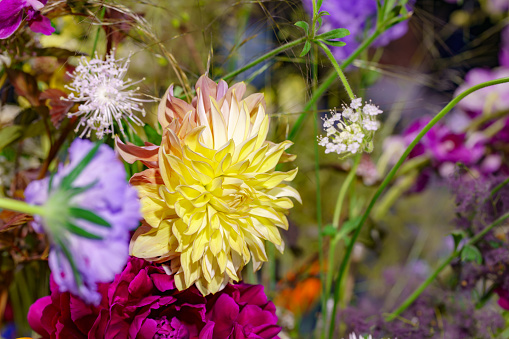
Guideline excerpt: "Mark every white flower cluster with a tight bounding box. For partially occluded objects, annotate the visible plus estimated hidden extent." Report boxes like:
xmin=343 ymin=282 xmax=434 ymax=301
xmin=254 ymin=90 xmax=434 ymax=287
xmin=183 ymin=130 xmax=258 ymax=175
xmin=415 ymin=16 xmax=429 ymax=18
xmin=318 ymin=98 xmax=383 ymax=158
xmin=65 ymin=50 xmax=149 ymax=139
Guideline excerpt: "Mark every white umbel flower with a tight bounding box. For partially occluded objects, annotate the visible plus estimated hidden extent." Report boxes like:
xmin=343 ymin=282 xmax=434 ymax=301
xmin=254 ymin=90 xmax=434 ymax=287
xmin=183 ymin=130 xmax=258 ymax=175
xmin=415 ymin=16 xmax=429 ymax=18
xmin=318 ymin=98 xmax=383 ymax=158
xmin=65 ymin=50 xmax=149 ymax=139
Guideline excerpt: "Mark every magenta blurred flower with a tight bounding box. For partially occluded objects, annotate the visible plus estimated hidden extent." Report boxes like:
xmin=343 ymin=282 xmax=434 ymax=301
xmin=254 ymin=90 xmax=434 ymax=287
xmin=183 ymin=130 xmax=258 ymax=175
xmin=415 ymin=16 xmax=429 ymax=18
xmin=0 ymin=0 xmax=54 ymax=39
xmin=28 ymin=256 xmax=281 ymax=339
xmin=495 ymin=288 xmax=509 ymax=310
xmin=404 ymin=117 xmax=485 ymax=166
xmin=24 ymin=139 xmax=140 ymax=304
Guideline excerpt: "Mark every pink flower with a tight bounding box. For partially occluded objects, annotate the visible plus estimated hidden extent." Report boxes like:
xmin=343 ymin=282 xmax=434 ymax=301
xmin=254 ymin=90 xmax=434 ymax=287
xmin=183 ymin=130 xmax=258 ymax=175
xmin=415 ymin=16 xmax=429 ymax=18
xmin=28 ymin=257 xmax=281 ymax=339
xmin=0 ymin=0 xmax=54 ymax=39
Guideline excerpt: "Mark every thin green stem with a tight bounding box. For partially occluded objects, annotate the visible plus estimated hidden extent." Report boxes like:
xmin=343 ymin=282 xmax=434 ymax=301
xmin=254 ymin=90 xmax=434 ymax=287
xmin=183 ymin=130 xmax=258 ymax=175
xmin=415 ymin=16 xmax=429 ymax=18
xmin=490 ymin=177 xmax=509 ymax=199
xmin=327 ymin=77 xmax=509 ymax=338
xmin=386 ymin=211 xmax=509 ymax=321
xmin=332 ymin=154 xmax=361 ymax=230
xmin=312 ymin=41 xmax=327 ymax=339
xmin=91 ymin=6 xmax=106 ymax=56
xmin=0 ymin=197 xmax=45 ymax=216
xmin=289 ymin=30 xmax=382 ymax=142
xmin=221 ymin=37 xmax=306 ymax=81
xmin=316 ymin=41 xmax=355 ymax=100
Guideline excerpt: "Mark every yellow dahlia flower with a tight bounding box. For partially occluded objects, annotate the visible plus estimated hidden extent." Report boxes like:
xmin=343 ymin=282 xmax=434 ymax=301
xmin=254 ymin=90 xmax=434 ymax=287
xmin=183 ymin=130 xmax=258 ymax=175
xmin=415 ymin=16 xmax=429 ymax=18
xmin=117 ymin=75 xmax=300 ymax=295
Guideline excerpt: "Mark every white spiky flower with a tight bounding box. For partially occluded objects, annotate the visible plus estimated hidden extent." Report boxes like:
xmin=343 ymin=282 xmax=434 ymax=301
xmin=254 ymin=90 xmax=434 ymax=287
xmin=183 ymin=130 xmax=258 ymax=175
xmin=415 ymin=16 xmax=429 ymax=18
xmin=65 ymin=49 xmax=149 ymax=139
xmin=318 ymin=98 xmax=383 ymax=158
xmin=347 ymin=334 xmax=373 ymax=339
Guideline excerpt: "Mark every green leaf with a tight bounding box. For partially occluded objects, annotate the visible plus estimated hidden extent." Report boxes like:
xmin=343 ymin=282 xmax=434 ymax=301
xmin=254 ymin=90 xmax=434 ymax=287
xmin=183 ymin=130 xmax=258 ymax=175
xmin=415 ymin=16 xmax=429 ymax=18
xmin=321 ymin=225 xmax=337 ymax=236
xmin=60 ymin=142 xmax=102 ymax=189
xmin=300 ymin=40 xmax=312 ymax=57
xmin=316 ymin=28 xmax=350 ymax=40
xmin=69 ymin=207 xmax=111 ymax=228
xmin=322 ymin=40 xmax=347 ymax=47
xmin=461 ymin=244 xmax=482 ymax=265
xmin=67 ymin=181 xmax=98 ymax=197
xmin=295 ymin=21 xmax=309 ymax=35
xmin=317 ymin=0 xmax=324 ymax=10
xmin=66 ymin=222 xmax=103 ymax=240
xmin=451 ymin=230 xmax=466 ymax=250
xmin=317 ymin=10 xmax=330 ymax=17
xmin=0 ymin=126 xmax=23 ymax=152
xmin=144 ymin=124 xmax=162 ymax=145
xmin=336 ymin=216 xmax=362 ymax=240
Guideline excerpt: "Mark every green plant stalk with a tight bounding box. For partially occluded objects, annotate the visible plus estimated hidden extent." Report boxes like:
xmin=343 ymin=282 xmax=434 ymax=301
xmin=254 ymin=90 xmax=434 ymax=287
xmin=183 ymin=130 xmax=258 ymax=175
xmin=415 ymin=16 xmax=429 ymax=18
xmin=0 ymin=197 xmax=45 ymax=216
xmin=386 ymin=211 xmax=509 ymax=321
xmin=91 ymin=6 xmax=106 ymax=56
xmin=490 ymin=177 xmax=509 ymax=199
xmin=316 ymin=42 xmax=355 ymax=100
xmin=327 ymin=76 xmax=509 ymax=339
xmin=332 ymin=154 xmax=362 ymax=230
xmin=289 ymin=30 xmax=382 ymax=142
xmin=221 ymin=37 xmax=307 ymax=81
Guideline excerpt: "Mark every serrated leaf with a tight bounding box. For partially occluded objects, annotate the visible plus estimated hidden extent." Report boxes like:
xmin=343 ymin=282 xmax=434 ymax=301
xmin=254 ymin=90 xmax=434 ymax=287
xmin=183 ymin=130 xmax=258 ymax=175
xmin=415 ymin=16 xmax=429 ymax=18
xmin=316 ymin=28 xmax=350 ymax=40
xmin=300 ymin=40 xmax=312 ymax=57
xmin=69 ymin=207 xmax=111 ymax=228
xmin=461 ymin=244 xmax=482 ymax=265
xmin=323 ymin=39 xmax=347 ymax=47
xmin=66 ymin=222 xmax=103 ymax=240
xmin=295 ymin=21 xmax=309 ymax=35
xmin=60 ymin=142 xmax=102 ymax=189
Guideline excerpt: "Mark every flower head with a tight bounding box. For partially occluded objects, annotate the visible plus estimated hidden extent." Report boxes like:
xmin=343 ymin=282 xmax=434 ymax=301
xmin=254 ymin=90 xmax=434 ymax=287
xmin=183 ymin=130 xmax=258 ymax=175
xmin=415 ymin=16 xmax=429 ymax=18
xmin=0 ymin=0 xmax=54 ymax=39
xmin=116 ymin=75 xmax=300 ymax=295
xmin=24 ymin=139 xmax=140 ymax=304
xmin=65 ymin=50 xmax=149 ymax=139
xmin=28 ymin=256 xmax=281 ymax=339
xmin=318 ymin=99 xmax=382 ymax=158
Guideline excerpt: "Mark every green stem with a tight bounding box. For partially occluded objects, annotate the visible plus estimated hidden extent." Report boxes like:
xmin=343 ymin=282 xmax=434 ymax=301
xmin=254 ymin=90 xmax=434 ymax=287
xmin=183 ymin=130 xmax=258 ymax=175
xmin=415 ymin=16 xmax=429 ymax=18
xmin=332 ymin=154 xmax=361 ymax=230
xmin=0 ymin=197 xmax=45 ymax=216
xmin=289 ymin=30 xmax=382 ymax=142
xmin=221 ymin=37 xmax=306 ymax=81
xmin=91 ymin=6 xmax=106 ymax=56
xmin=327 ymin=76 xmax=509 ymax=339
xmin=490 ymin=177 xmax=509 ymax=199
xmin=386 ymin=211 xmax=509 ymax=321
xmin=312 ymin=38 xmax=327 ymax=339
xmin=316 ymin=41 xmax=355 ymax=100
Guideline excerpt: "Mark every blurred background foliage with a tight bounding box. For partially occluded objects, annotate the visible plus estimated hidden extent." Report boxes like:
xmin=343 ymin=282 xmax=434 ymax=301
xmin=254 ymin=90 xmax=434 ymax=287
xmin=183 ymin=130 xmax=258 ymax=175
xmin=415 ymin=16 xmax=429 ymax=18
xmin=1 ymin=0 xmax=509 ymax=337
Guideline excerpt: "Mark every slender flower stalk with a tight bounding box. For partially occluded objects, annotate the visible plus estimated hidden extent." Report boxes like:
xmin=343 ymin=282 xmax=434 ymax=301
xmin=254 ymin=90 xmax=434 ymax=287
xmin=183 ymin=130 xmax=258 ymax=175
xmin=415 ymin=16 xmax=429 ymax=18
xmin=327 ymin=76 xmax=509 ymax=339
xmin=386 ymin=211 xmax=509 ymax=321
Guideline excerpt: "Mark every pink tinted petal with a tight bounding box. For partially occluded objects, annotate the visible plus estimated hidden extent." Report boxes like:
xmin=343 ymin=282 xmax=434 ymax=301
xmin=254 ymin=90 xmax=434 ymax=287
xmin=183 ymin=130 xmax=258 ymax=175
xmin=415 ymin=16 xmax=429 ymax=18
xmin=128 ymin=269 xmax=153 ymax=298
xmin=198 ymin=321 xmax=215 ymax=339
xmin=28 ymin=296 xmax=54 ymax=337
xmin=151 ymin=273 xmax=176 ymax=292
xmin=28 ymin=13 xmax=55 ymax=35
xmin=208 ymin=294 xmax=238 ymax=338
xmin=237 ymin=284 xmax=267 ymax=306
xmin=0 ymin=0 xmax=23 ymax=39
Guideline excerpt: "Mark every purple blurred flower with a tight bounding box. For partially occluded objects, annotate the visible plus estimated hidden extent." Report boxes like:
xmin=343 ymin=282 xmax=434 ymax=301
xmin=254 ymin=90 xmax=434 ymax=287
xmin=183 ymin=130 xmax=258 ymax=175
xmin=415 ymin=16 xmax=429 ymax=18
xmin=303 ymin=0 xmax=412 ymax=60
xmin=404 ymin=117 xmax=485 ymax=168
xmin=28 ymin=256 xmax=281 ymax=339
xmin=455 ymin=67 xmax=509 ymax=116
xmin=24 ymin=139 xmax=140 ymax=304
xmin=0 ymin=0 xmax=54 ymax=39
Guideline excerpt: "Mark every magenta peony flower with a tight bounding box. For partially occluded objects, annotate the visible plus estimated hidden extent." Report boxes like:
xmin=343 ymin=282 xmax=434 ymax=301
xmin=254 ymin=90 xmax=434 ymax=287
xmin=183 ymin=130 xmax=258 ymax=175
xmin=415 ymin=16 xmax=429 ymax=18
xmin=28 ymin=257 xmax=281 ymax=339
xmin=0 ymin=0 xmax=55 ymax=39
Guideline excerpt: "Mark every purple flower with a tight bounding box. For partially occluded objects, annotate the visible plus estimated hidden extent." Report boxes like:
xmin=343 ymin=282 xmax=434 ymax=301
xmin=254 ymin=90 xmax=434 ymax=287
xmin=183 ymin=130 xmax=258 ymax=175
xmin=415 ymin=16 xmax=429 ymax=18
xmin=28 ymin=256 xmax=281 ymax=339
xmin=404 ymin=117 xmax=485 ymax=167
xmin=24 ymin=139 xmax=140 ymax=304
xmin=0 ymin=0 xmax=54 ymax=39
xmin=303 ymin=0 xmax=412 ymax=60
